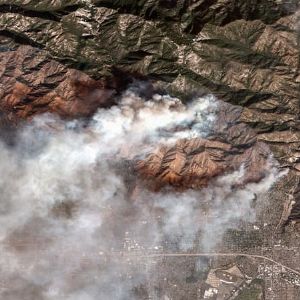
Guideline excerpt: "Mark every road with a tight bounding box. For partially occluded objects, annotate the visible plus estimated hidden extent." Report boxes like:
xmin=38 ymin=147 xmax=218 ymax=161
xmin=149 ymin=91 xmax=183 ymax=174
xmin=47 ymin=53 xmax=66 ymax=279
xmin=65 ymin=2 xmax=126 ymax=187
xmin=108 ymin=252 xmax=300 ymax=277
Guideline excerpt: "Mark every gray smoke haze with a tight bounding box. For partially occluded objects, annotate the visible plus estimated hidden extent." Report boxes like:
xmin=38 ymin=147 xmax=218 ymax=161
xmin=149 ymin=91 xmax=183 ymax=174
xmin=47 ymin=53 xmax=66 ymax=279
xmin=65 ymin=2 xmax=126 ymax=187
xmin=281 ymin=0 xmax=300 ymax=31
xmin=0 ymin=89 xmax=285 ymax=299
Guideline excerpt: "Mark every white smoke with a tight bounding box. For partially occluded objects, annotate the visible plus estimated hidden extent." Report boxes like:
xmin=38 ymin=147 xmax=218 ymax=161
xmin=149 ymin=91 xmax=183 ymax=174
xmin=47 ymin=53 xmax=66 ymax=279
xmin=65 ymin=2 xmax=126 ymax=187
xmin=148 ymin=158 xmax=286 ymax=252
xmin=0 ymin=89 xmax=284 ymax=299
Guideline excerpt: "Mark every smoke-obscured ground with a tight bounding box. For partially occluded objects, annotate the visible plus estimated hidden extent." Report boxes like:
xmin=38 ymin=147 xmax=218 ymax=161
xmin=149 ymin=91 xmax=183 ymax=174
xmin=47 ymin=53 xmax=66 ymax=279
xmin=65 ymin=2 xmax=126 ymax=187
xmin=0 ymin=87 xmax=285 ymax=299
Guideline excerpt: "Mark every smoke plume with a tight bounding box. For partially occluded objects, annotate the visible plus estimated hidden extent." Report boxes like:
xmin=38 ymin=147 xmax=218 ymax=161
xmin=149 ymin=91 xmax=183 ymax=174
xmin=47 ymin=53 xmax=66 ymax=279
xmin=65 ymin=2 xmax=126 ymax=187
xmin=0 ymin=88 xmax=284 ymax=299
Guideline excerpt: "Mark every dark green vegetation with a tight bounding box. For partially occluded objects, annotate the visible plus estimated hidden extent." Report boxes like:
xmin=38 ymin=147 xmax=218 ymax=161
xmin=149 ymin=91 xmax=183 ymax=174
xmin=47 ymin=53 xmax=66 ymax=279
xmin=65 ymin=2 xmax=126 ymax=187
xmin=235 ymin=280 xmax=264 ymax=300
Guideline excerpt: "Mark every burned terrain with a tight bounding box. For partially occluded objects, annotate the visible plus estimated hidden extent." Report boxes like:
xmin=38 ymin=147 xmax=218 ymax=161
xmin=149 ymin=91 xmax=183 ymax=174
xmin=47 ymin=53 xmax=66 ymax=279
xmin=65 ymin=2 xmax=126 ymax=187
xmin=0 ymin=1 xmax=300 ymax=300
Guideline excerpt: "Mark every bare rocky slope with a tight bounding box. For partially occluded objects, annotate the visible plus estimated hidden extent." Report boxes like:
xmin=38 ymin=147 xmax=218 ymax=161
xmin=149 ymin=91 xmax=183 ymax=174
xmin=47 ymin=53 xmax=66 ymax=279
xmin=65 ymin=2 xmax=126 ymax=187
xmin=0 ymin=0 xmax=299 ymax=225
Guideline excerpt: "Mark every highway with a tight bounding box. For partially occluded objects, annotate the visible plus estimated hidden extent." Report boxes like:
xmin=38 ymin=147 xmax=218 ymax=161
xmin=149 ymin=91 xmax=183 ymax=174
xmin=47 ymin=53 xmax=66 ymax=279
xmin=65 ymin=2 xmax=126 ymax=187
xmin=109 ymin=252 xmax=300 ymax=277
